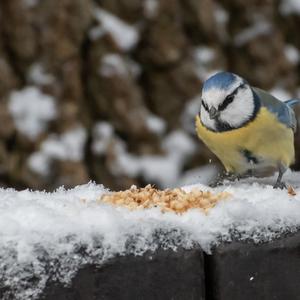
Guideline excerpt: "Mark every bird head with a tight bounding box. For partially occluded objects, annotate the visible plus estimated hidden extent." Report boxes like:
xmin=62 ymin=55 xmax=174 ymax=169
xmin=200 ymin=72 xmax=257 ymax=131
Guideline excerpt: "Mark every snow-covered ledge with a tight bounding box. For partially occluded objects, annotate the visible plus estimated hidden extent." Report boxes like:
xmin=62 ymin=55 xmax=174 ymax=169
xmin=1 ymin=171 xmax=300 ymax=300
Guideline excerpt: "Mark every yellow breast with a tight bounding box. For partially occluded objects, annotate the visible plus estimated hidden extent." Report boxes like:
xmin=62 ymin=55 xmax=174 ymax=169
xmin=195 ymin=107 xmax=295 ymax=174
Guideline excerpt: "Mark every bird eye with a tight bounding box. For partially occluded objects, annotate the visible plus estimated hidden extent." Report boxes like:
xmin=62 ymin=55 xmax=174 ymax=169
xmin=226 ymin=95 xmax=234 ymax=102
xmin=201 ymin=100 xmax=209 ymax=112
xmin=219 ymin=94 xmax=235 ymax=111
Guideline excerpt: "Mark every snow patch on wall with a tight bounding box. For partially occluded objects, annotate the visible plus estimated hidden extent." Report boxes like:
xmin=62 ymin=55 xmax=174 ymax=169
xmin=145 ymin=114 xmax=166 ymax=135
xmin=28 ymin=63 xmax=55 ymax=86
xmin=90 ymin=8 xmax=139 ymax=51
xmin=181 ymin=96 xmax=201 ymax=134
xmin=92 ymin=123 xmax=191 ymax=187
xmin=193 ymin=46 xmax=219 ymax=81
xmin=99 ymin=54 xmax=141 ymax=78
xmin=144 ymin=0 xmax=159 ymax=18
xmin=92 ymin=121 xmax=114 ymax=155
xmin=23 ymin=0 xmax=40 ymax=7
xmin=234 ymin=20 xmax=272 ymax=46
xmin=284 ymin=44 xmax=300 ymax=65
xmin=214 ymin=4 xmax=229 ymax=25
xmin=111 ymin=130 xmax=197 ymax=187
xmin=269 ymin=87 xmax=292 ymax=102
xmin=177 ymin=165 xmax=218 ymax=187
xmin=280 ymin=0 xmax=300 ymax=16
xmin=28 ymin=126 xmax=87 ymax=175
xmin=8 ymin=87 xmax=57 ymax=140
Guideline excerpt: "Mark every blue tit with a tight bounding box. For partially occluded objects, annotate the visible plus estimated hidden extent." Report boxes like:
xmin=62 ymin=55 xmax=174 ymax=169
xmin=195 ymin=71 xmax=300 ymax=188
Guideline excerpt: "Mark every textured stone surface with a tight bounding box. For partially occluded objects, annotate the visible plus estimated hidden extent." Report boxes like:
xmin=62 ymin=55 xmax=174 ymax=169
xmin=205 ymin=231 xmax=300 ymax=300
xmin=2 ymin=230 xmax=300 ymax=299
xmin=42 ymin=248 xmax=205 ymax=300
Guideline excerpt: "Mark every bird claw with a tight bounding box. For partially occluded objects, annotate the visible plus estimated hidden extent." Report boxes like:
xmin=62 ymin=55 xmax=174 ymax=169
xmin=209 ymin=180 xmax=223 ymax=188
xmin=209 ymin=172 xmax=239 ymax=187
xmin=273 ymin=181 xmax=287 ymax=189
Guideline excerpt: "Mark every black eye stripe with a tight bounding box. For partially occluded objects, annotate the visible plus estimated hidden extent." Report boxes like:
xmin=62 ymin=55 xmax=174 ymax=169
xmin=218 ymin=95 xmax=234 ymax=111
xmin=218 ymin=83 xmax=246 ymax=111
xmin=201 ymin=100 xmax=209 ymax=112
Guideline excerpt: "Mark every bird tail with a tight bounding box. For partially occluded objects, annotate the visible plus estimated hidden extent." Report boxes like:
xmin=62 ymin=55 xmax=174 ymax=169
xmin=285 ymin=99 xmax=300 ymax=107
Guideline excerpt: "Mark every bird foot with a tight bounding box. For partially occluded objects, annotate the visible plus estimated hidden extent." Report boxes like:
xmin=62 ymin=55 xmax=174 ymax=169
xmin=273 ymin=181 xmax=287 ymax=189
xmin=209 ymin=172 xmax=239 ymax=187
xmin=209 ymin=179 xmax=223 ymax=188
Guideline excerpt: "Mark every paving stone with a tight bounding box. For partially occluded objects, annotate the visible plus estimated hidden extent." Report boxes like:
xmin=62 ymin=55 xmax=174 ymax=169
xmin=42 ymin=247 xmax=205 ymax=300
xmin=205 ymin=231 xmax=300 ymax=300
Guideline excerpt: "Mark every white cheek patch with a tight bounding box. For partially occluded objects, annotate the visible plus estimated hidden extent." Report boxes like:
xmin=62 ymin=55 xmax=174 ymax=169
xmin=219 ymin=88 xmax=254 ymax=127
xmin=200 ymin=108 xmax=216 ymax=131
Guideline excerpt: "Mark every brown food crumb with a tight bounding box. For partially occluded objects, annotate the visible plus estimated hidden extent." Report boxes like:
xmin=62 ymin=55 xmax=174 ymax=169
xmin=98 ymin=184 xmax=231 ymax=214
xmin=288 ymin=185 xmax=297 ymax=196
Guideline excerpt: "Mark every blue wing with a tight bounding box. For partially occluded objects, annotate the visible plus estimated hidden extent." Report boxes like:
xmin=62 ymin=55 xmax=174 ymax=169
xmin=285 ymin=99 xmax=300 ymax=107
xmin=253 ymin=87 xmax=299 ymax=132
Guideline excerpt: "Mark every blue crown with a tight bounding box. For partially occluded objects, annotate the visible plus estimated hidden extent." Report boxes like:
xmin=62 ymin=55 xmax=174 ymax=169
xmin=202 ymin=72 xmax=239 ymax=92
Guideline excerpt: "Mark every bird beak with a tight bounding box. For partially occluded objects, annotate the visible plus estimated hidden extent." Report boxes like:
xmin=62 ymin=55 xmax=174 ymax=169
xmin=209 ymin=107 xmax=219 ymax=119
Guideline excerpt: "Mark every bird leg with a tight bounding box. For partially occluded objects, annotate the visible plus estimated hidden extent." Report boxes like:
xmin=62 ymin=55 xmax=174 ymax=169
xmin=209 ymin=169 xmax=255 ymax=188
xmin=209 ymin=171 xmax=240 ymax=187
xmin=273 ymin=164 xmax=287 ymax=189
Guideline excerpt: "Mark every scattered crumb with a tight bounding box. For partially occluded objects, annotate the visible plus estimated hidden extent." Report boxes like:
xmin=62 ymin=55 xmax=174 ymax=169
xmin=288 ymin=185 xmax=297 ymax=196
xmin=99 ymin=184 xmax=231 ymax=213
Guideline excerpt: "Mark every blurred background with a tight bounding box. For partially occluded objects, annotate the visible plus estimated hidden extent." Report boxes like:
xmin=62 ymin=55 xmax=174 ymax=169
xmin=1 ymin=0 xmax=300 ymax=191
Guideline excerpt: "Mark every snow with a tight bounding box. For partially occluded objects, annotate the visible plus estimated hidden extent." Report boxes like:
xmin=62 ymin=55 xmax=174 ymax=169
xmin=177 ymin=165 xmax=218 ymax=187
xmin=213 ymin=4 xmax=229 ymax=41
xmin=279 ymin=0 xmax=300 ymax=16
xmin=269 ymin=87 xmax=292 ymax=102
xmin=234 ymin=20 xmax=272 ymax=46
xmin=92 ymin=123 xmax=196 ymax=187
xmin=181 ymin=96 xmax=201 ymax=134
xmin=23 ymin=0 xmax=40 ymax=7
xmin=193 ymin=46 xmax=219 ymax=81
xmin=41 ymin=126 xmax=87 ymax=161
xmin=284 ymin=44 xmax=300 ymax=65
xmin=28 ymin=63 xmax=55 ymax=86
xmin=8 ymin=87 xmax=57 ymax=140
xmin=144 ymin=0 xmax=159 ymax=18
xmin=214 ymin=4 xmax=229 ymax=25
xmin=145 ymin=114 xmax=166 ymax=135
xmin=99 ymin=54 xmax=141 ymax=78
xmin=112 ymin=130 xmax=197 ymax=187
xmin=1 ymin=172 xmax=300 ymax=299
xmin=28 ymin=126 xmax=87 ymax=175
xmin=99 ymin=54 xmax=129 ymax=77
xmin=27 ymin=151 xmax=51 ymax=176
xmin=194 ymin=46 xmax=215 ymax=63
xmin=90 ymin=8 xmax=139 ymax=51
xmin=92 ymin=121 xmax=114 ymax=155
